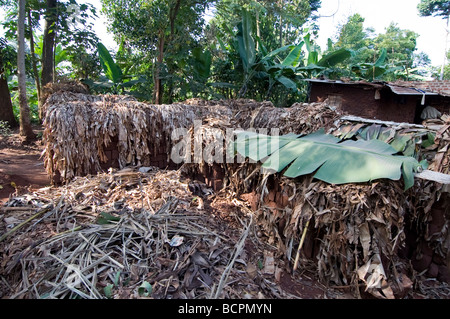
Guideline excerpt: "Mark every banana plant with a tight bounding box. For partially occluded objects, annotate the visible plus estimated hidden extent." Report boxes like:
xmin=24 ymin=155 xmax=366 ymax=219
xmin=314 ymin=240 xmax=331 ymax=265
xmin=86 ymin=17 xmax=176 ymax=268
xmin=192 ymin=47 xmax=212 ymax=83
xmin=236 ymin=9 xmax=295 ymax=97
xmin=98 ymin=42 xmax=123 ymax=85
xmin=266 ymin=32 xmax=352 ymax=87
xmin=233 ymin=9 xmax=352 ymax=98
xmin=83 ymin=42 xmax=146 ymax=95
xmin=295 ymin=33 xmax=352 ymax=78
xmin=350 ymin=48 xmax=400 ymax=81
xmin=231 ymin=129 xmax=427 ymax=190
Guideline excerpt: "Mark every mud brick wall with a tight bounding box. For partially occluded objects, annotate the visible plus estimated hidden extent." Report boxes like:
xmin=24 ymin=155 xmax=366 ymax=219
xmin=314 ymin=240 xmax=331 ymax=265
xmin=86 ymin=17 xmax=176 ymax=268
xmin=100 ymin=136 xmax=120 ymax=171
xmin=403 ymin=80 xmax=450 ymax=95
xmin=99 ymin=137 xmax=177 ymax=171
xmin=309 ymin=82 xmax=417 ymax=123
xmin=309 ymin=81 xmax=450 ymax=124
xmin=425 ymin=95 xmax=450 ymax=116
xmin=190 ymin=163 xmax=226 ymax=191
xmin=402 ymin=196 xmax=450 ymax=283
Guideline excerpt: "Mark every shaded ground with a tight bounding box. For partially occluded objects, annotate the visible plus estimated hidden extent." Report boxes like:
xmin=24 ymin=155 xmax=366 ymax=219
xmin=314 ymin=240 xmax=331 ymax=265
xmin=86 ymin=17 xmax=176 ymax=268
xmin=0 ymin=127 xmax=50 ymax=205
xmin=1 ymin=128 xmax=449 ymax=300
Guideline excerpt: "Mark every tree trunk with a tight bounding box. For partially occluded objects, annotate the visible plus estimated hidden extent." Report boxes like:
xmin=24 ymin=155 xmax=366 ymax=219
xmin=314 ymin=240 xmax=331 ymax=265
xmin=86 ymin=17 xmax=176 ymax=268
xmin=256 ymin=10 xmax=260 ymax=51
xmin=169 ymin=0 xmax=181 ymax=36
xmin=28 ymin=9 xmax=42 ymax=120
xmin=154 ymin=30 xmax=164 ymax=105
xmin=0 ymin=76 xmax=16 ymax=127
xmin=18 ymin=0 xmax=36 ymax=142
xmin=41 ymin=0 xmax=57 ymax=88
xmin=440 ymin=15 xmax=449 ymax=80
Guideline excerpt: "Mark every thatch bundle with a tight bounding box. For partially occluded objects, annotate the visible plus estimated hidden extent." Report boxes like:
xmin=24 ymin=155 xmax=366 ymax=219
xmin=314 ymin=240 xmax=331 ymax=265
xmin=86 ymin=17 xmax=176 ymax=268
xmin=41 ymin=81 xmax=90 ymax=111
xmin=219 ymin=115 xmax=450 ymax=298
xmin=43 ymin=92 xmax=234 ymax=182
xmin=14 ymin=90 xmax=450 ymax=298
xmin=425 ymin=116 xmax=450 ymax=177
xmin=42 ymin=92 xmax=338 ymax=184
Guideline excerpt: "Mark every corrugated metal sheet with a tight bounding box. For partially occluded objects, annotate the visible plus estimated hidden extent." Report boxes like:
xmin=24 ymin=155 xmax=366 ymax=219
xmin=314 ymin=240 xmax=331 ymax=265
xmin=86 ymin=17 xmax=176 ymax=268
xmin=304 ymin=79 xmax=385 ymax=89
xmin=387 ymin=85 xmax=438 ymax=96
xmin=305 ymin=79 xmax=441 ymax=96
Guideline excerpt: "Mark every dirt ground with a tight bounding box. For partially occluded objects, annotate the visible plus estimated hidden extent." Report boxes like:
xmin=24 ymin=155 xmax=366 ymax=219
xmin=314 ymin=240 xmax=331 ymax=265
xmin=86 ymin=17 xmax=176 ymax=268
xmin=0 ymin=126 xmax=50 ymax=206
xmin=1 ymin=127 xmax=449 ymax=300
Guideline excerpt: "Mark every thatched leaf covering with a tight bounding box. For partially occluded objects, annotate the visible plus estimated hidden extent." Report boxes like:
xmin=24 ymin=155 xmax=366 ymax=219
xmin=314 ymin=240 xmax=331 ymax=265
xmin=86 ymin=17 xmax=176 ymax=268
xmin=223 ymin=115 xmax=450 ymax=298
xmin=42 ymin=92 xmax=338 ymax=183
xmin=15 ymin=91 xmax=450 ymax=298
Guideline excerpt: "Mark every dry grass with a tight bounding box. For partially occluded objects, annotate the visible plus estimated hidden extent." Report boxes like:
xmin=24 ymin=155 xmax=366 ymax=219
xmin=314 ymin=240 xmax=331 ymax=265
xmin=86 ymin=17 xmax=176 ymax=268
xmin=1 ymin=167 xmax=296 ymax=299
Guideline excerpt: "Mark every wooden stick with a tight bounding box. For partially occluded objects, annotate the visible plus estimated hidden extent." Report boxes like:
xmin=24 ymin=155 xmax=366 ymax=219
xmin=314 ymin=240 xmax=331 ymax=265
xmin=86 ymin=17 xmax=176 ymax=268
xmin=293 ymin=218 xmax=310 ymax=273
xmin=339 ymin=115 xmax=425 ymax=129
xmin=415 ymin=170 xmax=450 ymax=184
xmin=0 ymin=205 xmax=52 ymax=243
xmin=213 ymin=215 xmax=252 ymax=298
xmin=0 ymin=207 xmax=37 ymax=212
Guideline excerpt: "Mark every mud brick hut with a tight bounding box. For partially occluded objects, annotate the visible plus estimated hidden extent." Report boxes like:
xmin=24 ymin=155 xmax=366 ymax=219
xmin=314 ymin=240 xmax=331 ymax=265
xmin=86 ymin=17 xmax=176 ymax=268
xmin=306 ymin=79 xmax=450 ymax=124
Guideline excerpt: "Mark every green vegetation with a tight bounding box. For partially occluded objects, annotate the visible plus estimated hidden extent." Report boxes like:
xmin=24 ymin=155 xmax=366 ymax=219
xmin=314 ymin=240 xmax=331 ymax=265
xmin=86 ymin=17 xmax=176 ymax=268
xmin=232 ymin=128 xmax=427 ymax=190
xmin=0 ymin=0 xmax=444 ymax=137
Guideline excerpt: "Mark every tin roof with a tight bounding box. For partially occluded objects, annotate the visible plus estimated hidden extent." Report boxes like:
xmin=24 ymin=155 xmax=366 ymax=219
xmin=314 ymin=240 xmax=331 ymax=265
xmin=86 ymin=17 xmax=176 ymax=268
xmin=386 ymin=84 xmax=438 ymax=96
xmin=305 ymin=79 xmax=441 ymax=96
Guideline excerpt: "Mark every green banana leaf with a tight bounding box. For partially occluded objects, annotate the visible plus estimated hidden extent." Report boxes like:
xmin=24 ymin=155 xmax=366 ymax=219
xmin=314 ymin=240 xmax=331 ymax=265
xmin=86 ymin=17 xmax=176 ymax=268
xmin=192 ymin=47 xmax=212 ymax=81
xmin=317 ymin=48 xmax=352 ymax=68
xmin=336 ymin=123 xmax=436 ymax=158
xmin=98 ymin=42 xmax=123 ymax=84
xmin=374 ymin=48 xmax=387 ymax=67
xmin=275 ymin=75 xmax=298 ymax=92
xmin=233 ymin=129 xmax=425 ymax=190
xmin=237 ymin=10 xmax=256 ymax=72
xmin=282 ymin=42 xmax=304 ymax=67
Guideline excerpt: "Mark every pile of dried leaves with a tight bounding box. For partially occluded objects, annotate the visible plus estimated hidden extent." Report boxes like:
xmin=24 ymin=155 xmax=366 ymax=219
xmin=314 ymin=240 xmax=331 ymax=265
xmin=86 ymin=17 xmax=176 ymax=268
xmin=42 ymin=92 xmax=239 ymax=182
xmin=0 ymin=167 xmax=309 ymax=299
xmin=222 ymin=114 xmax=450 ymax=299
xmin=425 ymin=115 xmax=450 ymax=177
xmin=42 ymin=92 xmax=339 ymax=184
xmin=8 ymin=90 xmax=450 ymax=299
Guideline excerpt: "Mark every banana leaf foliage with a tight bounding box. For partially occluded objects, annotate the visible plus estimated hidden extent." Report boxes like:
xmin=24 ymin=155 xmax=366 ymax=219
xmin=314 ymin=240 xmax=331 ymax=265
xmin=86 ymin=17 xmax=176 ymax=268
xmin=234 ymin=9 xmax=352 ymax=98
xmin=294 ymin=33 xmax=352 ymax=78
xmin=231 ymin=128 xmax=428 ymax=190
xmin=350 ymin=48 xmax=402 ymax=81
xmin=336 ymin=122 xmax=436 ymax=158
xmin=192 ymin=47 xmax=212 ymax=83
xmin=82 ymin=42 xmax=146 ymax=96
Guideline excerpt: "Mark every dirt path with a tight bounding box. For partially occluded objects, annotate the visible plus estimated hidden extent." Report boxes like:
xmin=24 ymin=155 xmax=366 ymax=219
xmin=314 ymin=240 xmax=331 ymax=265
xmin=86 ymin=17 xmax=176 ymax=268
xmin=0 ymin=127 xmax=50 ymax=205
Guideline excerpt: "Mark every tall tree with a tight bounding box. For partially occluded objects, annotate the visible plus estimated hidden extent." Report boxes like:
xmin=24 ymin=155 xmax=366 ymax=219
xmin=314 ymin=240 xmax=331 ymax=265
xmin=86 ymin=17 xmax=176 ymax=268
xmin=332 ymin=13 xmax=375 ymax=67
xmin=418 ymin=0 xmax=450 ymax=80
xmin=17 ymin=0 xmax=36 ymax=141
xmin=334 ymin=14 xmax=374 ymax=51
xmin=101 ymin=0 xmax=213 ymax=104
xmin=0 ymin=37 xmax=16 ymax=127
xmin=27 ymin=6 xmax=42 ymax=119
xmin=41 ymin=0 xmax=57 ymax=87
xmin=374 ymin=22 xmax=420 ymax=79
xmin=329 ymin=13 xmax=427 ymax=81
